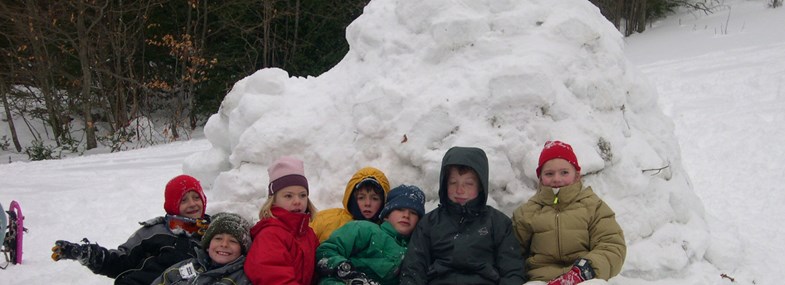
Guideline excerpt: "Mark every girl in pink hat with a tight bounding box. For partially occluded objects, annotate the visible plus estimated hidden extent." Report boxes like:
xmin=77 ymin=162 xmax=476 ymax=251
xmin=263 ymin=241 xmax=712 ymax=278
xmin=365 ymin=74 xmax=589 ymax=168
xmin=244 ymin=156 xmax=319 ymax=285
xmin=512 ymin=141 xmax=626 ymax=285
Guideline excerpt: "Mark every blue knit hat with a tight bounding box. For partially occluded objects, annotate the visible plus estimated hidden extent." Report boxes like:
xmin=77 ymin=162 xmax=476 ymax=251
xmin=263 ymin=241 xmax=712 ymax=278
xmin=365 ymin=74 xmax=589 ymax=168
xmin=380 ymin=184 xmax=426 ymax=218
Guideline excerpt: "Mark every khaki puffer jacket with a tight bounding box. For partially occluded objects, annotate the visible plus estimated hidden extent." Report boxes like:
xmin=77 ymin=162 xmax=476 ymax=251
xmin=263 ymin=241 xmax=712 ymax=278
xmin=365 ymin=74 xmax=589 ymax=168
xmin=512 ymin=181 xmax=626 ymax=281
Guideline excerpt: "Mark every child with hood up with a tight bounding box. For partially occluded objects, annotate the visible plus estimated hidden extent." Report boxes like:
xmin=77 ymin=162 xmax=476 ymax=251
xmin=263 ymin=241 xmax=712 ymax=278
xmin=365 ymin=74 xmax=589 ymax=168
xmin=399 ymin=146 xmax=525 ymax=285
xmin=512 ymin=141 xmax=626 ymax=285
xmin=310 ymin=166 xmax=391 ymax=243
xmin=153 ymin=212 xmax=252 ymax=285
xmin=52 ymin=174 xmax=210 ymax=285
xmin=316 ymin=184 xmax=426 ymax=285
xmin=244 ymin=156 xmax=319 ymax=285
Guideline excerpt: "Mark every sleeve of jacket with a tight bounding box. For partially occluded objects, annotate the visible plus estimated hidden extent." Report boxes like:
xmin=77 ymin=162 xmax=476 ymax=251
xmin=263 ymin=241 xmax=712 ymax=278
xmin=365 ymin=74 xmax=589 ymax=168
xmin=582 ymin=200 xmax=626 ymax=280
xmin=492 ymin=210 xmax=527 ymax=285
xmin=315 ymin=222 xmax=373 ymax=276
xmin=85 ymin=226 xmax=160 ymax=278
xmin=244 ymin=229 xmax=300 ymax=285
xmin=399 ymin=215 xmax=431 ymax=285
xmin=310 ymin=208 xmax=353 ymax=243
xmin=511 ymin=203 xmax=533 ymax=260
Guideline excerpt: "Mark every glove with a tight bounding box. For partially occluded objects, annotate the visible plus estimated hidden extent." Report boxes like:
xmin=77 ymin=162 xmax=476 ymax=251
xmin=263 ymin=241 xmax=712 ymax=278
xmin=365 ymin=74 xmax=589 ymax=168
xmin=51 ymin=239 xmax=101 ymax=266
xmin=547 ymin=258 xmax=595 ymax=285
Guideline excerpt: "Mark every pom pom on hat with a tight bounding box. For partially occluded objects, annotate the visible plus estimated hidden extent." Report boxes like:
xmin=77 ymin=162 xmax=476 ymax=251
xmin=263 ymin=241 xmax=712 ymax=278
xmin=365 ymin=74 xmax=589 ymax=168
xmin=380 ymin=184 xmax=426 ymax=218
xmin=201 ymin=212 xmax=253 ymax=254
xmin=164 ymin=175 xmax=207 ymax=216
xmin=268 ymin=156 xmax=309 ymax=196
xmin=536 ymin=140 xmax=581 ymax=177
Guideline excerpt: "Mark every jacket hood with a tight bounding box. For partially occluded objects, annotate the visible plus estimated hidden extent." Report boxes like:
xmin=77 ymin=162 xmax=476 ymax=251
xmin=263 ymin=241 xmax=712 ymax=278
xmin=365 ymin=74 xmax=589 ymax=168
xmin=342 ymin=167 xmax=391 ymax=214
xmin=438 ymin=146 xmax=489 ymax=208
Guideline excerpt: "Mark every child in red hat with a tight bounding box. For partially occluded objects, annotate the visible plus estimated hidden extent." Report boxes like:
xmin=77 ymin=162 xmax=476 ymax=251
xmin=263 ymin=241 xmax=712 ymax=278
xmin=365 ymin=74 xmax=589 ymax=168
xmin=52 ymin=174 xmax=210 ymax=285
xmin=244 ymin=156 xmax=319 ymax=285
xmin=513 ymin=141 xmax=626 ymax=285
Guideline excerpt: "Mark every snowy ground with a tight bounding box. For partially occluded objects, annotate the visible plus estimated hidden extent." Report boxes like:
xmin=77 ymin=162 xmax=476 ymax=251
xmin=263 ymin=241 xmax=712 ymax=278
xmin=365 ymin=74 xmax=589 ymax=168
xmin=1 ymin=1 xmax=783 ymax=284
xmin=625 ymin=1 xmax=785 ymax=283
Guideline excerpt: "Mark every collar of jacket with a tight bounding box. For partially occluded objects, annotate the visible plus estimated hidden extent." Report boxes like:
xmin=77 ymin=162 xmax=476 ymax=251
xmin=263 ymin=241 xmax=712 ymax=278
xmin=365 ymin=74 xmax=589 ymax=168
xmin=268 ymin=206 xmax=312 ymax=236
xmin=441 ymin=198 xmax=485 ymax=222
xmin=534 ymin=181 xmax=591 ymax=208
xmin=381 ymin=221 xmax=410 ymax=245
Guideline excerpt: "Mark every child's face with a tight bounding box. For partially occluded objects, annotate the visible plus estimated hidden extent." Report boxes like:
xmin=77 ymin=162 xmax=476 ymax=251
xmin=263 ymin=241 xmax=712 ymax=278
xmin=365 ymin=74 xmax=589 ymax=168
xmin=355 ymin=187 xmax=383 ymax=219
xmin=208 ymin=233 xmax=242 ymax=265
xmin=539 ymin=158 xmax=580 ymax=188
xmin=447 ymin=168 xmax=479 ymax=205
xmin=273 ymin=185 xmax=309 ymax=213
xmin=178 ymin=190 xmax=204 ymax=219
xmin=385 ymin=208 xmax=419 ymax=236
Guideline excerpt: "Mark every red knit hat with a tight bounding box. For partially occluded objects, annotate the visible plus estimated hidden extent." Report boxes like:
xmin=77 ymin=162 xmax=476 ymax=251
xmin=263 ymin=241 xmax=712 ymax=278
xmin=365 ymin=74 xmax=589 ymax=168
xmin=536 ymin=140 xmax=581 ymax=177
xmin=267 ymin=156 xmax=309 ymax=196
xmin=164 ymin=175 xmax=207 ymax=216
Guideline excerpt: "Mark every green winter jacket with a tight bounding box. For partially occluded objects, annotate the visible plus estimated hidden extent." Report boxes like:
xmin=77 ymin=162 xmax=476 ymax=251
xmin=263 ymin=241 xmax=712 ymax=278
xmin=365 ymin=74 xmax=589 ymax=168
xmin=316 ymin=221 xmax=409 ymax=285
xmin=512 ymin=181 xmax=626 ymax=281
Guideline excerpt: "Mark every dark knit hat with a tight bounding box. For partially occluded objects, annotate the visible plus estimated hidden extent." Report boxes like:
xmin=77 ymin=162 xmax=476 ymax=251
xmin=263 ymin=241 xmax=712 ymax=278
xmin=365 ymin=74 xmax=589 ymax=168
xmin=201 ymin=212 xmax=252 ymax=254
xmin=380 ymin=184 xmax=426 ymax=218
xmin=536 ymin=140 xmax=581 ymax=177
xmin=267 ymin=156 xmax=309 ymax=196
xmin=164 ymin=175 xmax=207 ymax=216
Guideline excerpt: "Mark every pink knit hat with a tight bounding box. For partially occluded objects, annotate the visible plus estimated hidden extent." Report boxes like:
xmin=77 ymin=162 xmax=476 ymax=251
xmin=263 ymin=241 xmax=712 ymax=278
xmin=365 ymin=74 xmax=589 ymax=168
xmin=536 ymin=140 xmax=581 ymax=177
xmin=267 ymin=156 xmax=309 ymax=196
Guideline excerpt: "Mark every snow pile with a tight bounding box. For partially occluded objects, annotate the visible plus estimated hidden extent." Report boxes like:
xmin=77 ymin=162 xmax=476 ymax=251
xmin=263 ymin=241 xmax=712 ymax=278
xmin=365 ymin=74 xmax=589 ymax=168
xmin=184 ymin=0 xmax=727 ymax=282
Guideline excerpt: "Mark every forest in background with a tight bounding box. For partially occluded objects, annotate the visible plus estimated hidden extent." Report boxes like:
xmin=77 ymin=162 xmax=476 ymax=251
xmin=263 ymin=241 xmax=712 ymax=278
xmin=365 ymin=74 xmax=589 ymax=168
xmin=0 ymin=0 xmax=748 ymax=160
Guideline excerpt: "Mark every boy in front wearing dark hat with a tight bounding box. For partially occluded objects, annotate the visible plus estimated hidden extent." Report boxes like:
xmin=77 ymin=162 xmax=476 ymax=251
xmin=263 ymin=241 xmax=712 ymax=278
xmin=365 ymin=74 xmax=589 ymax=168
xmin=316 ymin=184 xmax=426 ymax=285
xmin=153 ymin=212 xmax=252 ymax=285
xmin=52 ymin=174 xmax=210 ymax=285
xmin=244 ymin=156 xmax=319 ymax=285
xmin=513 ymin=141 xmax=626 ymax=285
xmin=311 ymin=166 xmax=391 ymax=243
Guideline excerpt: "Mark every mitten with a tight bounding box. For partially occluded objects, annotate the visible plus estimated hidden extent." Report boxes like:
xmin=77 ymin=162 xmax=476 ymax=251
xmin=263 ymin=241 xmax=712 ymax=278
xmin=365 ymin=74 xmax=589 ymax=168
xmin=52 ymin=240 xmax=88 ymax=262
xmin=347 ymin=277 xmax=381 ymax=285
xmin=547 ymin=258 xmax=595 ymax=285
xmin=336 ymin=261 xmax=361 ymax=279
xmin=51 ymin=238 xmax=104 ymax=267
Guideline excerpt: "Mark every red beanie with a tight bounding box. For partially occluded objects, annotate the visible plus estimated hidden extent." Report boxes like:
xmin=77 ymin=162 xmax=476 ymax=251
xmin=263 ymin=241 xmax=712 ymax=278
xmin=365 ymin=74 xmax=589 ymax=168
xmin=536 ymin=140 xmax=581 ymax=177
xmin=268 ymin=156 xmax=309 ymax=196
xmin=164 ymin=175 xmax=207 ymax=216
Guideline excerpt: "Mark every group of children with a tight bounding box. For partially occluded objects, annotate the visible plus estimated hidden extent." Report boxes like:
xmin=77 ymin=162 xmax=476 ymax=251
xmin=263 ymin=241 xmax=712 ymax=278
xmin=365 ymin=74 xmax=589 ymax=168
xmin=52 ymin=141 xmax=626 ymax=285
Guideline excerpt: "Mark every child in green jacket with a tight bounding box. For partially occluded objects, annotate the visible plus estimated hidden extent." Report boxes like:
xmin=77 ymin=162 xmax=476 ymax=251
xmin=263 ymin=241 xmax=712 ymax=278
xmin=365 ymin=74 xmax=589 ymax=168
xmin=316 ymin=184 xmax=426 ymax=285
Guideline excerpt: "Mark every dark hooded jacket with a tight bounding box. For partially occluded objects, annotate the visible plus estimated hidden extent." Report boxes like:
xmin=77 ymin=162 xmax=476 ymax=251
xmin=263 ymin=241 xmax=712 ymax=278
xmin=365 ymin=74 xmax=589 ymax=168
xmin=400 ymin=147 xmax=525 ymax=285
xmin=84 ymin=216 xmax=206 ymax=285
xmin=152 ymin=249 xmax=250 ymax=285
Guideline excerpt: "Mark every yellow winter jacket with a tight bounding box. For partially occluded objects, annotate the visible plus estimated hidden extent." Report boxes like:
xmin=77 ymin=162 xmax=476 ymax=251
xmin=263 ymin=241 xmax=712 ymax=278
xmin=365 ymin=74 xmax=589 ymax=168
xmin=310 ymin=167 xmax=390 ymax=243
xmin=512 ymin=181 xmax=626 ymax=281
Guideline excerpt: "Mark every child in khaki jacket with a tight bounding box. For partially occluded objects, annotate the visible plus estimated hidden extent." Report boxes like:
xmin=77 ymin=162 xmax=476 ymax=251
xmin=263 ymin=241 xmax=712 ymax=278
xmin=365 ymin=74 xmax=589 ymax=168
xmin=513 ymin=141 xmax=626 ymax=285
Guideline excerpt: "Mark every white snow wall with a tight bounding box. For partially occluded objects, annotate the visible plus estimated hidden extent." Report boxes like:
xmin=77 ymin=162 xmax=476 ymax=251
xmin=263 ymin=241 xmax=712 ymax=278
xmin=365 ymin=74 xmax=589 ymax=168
xmin=184 ymin=0 xmax=725 ymax=281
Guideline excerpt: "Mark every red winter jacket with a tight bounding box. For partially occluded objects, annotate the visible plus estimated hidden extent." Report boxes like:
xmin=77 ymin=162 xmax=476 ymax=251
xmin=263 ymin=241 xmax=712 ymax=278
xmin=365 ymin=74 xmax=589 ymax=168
xmin=244 ymin=206 xmax=318 ymax=285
